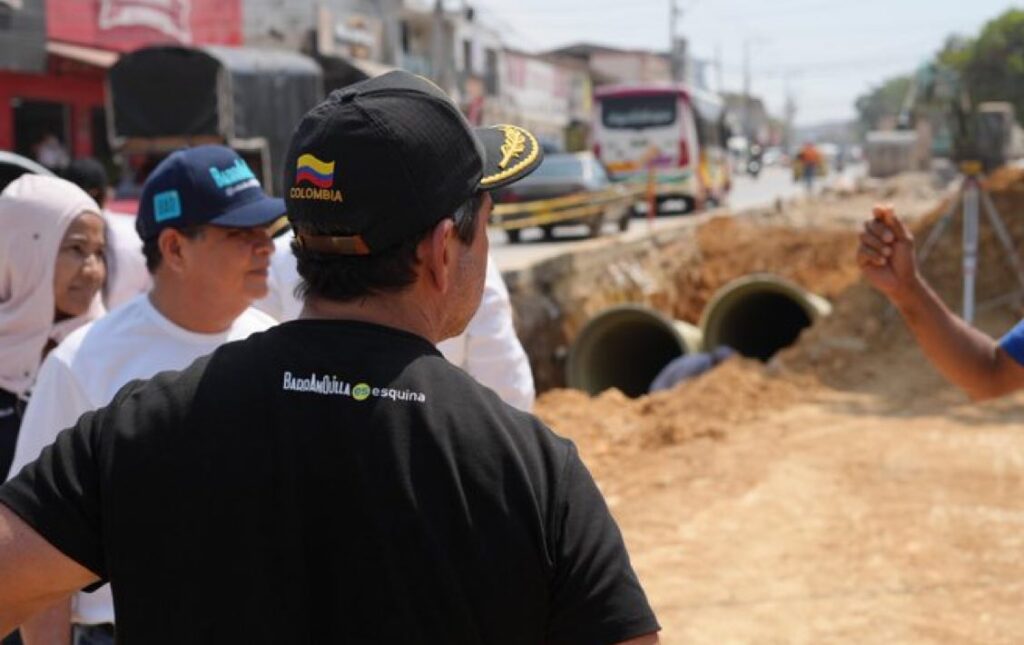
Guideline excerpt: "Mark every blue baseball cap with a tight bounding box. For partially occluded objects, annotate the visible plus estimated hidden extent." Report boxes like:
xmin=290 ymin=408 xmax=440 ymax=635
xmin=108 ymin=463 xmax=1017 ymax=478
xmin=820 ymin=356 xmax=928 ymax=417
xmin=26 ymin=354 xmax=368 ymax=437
xmin=136 ymin=145 xmax=285 ymax=240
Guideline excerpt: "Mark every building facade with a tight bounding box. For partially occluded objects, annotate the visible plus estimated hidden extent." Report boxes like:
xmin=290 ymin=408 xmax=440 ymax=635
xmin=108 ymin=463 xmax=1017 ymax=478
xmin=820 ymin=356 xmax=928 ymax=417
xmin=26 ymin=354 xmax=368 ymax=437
xmin=240 ymin=0 xmax=582 ymax=149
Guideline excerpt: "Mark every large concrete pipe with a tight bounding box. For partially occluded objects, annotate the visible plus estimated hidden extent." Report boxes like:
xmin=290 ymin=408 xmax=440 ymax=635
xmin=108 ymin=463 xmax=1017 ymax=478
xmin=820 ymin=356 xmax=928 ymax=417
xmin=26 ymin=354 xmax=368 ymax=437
xmin=566 ymin=305 xmax=703 ymax=397
xmin=700 ymin=273 xmax=832 ymax=361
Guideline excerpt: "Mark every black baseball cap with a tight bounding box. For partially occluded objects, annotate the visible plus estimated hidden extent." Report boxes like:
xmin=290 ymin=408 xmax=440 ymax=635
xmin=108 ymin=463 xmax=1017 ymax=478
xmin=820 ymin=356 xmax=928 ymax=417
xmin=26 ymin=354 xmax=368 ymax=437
xmin=62 ymin=158 xmax=108 ymax=193
xmin=284 ymin=71 xmax=543 ymax=255
xmin=137 ymin=145 xmax=285 ymax=240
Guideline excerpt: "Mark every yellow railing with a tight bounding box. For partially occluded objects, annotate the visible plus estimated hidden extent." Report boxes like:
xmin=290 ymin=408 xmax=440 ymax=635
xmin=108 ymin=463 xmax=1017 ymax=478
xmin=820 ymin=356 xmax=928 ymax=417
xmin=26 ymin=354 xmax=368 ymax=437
xmin=490 ymin=186 xmax=644 ymax=230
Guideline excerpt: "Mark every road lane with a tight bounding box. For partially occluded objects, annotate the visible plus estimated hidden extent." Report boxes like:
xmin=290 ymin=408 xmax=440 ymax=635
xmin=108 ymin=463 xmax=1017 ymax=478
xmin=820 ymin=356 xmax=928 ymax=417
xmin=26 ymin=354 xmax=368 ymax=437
xmin=491 ymin=165 xmax=849 ymax=272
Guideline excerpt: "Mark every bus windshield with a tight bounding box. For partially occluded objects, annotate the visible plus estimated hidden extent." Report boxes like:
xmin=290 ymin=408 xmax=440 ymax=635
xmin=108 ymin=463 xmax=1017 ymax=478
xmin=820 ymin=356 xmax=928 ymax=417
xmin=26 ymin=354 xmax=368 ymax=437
xmin=601 ymin=95 xmax=677 ymax=129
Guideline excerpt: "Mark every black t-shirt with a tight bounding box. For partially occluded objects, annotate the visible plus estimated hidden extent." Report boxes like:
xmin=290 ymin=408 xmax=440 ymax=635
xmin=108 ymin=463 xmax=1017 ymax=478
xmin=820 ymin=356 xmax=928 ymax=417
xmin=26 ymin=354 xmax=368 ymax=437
xmin=0 ymin=320 xmax=658 ymax=644
xmin=0 ymin=387 xmax=26 ymax=481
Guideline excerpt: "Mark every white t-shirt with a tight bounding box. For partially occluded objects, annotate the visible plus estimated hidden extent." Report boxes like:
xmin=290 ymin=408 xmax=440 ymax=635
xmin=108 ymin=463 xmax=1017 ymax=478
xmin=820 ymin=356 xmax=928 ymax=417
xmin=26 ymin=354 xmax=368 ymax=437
xmin=435 ymin=257 xmax=534 ymax=411
xmin=102 ymin=210 xmax=151 ymax=310
xmin=256 ymin=231 xmax=304 ymax=322
xmin=7 ymin=294 xmax=276 ymax=625
xmin=255 ymin=231 xmax=535 ymax=411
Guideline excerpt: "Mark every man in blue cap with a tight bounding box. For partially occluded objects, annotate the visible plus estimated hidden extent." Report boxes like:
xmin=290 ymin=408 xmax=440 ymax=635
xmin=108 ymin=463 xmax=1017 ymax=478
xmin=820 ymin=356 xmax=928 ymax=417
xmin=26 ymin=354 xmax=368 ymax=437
xmin=4 ymin=145 xmax=282 ymax=644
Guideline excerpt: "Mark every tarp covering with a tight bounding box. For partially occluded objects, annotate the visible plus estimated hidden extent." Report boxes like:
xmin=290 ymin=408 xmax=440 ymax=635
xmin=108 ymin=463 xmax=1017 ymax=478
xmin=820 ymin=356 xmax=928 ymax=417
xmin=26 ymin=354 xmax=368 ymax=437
xmin=109 ymin=47 xmax=221 ymax=139
xmin=109 ymin=45 xmax=323 ymax=194
xmin=318 ymin=54 xmax=395 ymax=95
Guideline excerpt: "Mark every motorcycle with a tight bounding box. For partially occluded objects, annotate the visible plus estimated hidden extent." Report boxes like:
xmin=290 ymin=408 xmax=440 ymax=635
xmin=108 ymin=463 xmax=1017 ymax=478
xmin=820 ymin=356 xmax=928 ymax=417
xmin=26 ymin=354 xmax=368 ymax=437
xmin=746 ymin=144 xmax=764 ymax=179
xmin=746 ymin=157 xmax=762 ymax=178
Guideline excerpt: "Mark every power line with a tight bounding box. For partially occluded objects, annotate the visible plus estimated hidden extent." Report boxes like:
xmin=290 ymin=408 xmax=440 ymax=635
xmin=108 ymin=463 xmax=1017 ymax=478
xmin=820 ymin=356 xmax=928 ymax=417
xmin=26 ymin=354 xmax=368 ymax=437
xmin=471 ymin=4 xmax=545 ymax=51
xmin=488 ymin=0 xmax=666 ymax=15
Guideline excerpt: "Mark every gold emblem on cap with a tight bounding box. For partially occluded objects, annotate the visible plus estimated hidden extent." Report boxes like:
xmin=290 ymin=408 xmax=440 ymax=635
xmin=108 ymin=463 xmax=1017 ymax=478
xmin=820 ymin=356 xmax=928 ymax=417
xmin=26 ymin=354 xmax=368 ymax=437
xmin=481 ymin=124 xmax=540 ymax=187
xmin=498 ymin=126 xmax=526 ymax=169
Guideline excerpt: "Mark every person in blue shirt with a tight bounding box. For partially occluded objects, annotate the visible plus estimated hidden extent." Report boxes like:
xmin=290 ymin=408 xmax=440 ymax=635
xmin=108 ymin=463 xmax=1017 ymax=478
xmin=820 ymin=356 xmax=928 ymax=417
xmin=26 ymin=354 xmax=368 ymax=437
xmin=858 ymin=204 xmax=1024 ymax=400
xmin=649 ymin=346 xmax=735 ymax=394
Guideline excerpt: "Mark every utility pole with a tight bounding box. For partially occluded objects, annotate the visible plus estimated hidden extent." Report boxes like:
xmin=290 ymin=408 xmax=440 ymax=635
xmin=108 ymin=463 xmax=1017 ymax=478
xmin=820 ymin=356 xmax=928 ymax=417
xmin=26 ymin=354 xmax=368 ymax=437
xmin=432 ymin=0 xmax=452 ymax=93
xmin=783 ymin=72 xmax=798 ymax=153
xmin=376 ymin=0 xmax=402 ymax=66
xmin=669 ymin=0 xmax=677 ymax=80
xmin=740 ymin=35 xmax=769 ymax=141
xmin=742 ymin=38 xmax=751 ymax=139
xmin=715 ymin=42 xmax=724 ymax=93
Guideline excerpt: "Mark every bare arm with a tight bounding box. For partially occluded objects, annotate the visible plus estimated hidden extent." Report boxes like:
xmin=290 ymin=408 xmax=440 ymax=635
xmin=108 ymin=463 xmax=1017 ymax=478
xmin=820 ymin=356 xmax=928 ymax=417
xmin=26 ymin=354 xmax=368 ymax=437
xmin=888 ymin=276 xmax=1024 ymax=400
xmin=858 ymin=205 xmax=1024 ymax=400
xmin=0 ymin=504 xmax=98 ymax=637
xmin=19 ymin=597 xmax=72 ymax=645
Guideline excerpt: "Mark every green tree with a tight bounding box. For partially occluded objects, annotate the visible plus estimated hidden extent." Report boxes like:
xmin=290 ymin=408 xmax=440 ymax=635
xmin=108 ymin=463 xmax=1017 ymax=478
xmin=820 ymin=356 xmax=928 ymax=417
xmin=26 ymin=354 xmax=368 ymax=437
xmin=941 ymin=9 xmax=1024 ymax=121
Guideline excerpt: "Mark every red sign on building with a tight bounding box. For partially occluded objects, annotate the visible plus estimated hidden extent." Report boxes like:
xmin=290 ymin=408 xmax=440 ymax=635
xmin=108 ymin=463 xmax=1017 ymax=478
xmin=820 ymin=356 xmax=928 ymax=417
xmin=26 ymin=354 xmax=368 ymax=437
xmin=48 ymin=0 xmax=241 ymax=51
xmin=1 ymin=0 xmax=241 ymax=165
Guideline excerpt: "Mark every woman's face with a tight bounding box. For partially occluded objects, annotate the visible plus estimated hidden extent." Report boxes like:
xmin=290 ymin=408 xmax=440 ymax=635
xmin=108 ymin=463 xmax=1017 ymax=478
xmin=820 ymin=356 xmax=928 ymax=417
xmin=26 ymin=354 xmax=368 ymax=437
xmin=53 ymin=211 xmax=106 ymax=319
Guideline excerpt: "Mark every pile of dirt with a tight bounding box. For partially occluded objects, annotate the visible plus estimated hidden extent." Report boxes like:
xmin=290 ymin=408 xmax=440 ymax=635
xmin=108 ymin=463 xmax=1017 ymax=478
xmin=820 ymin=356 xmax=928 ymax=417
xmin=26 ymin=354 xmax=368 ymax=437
xmin=535 ymin=359 xmax=813 ymax=469
xmin=982 ymin=165 xmax=1024 ymax=192
xmin=670 ymin=172 xmax=947 ymax=325
xmin=671 ymin=217 xmax=859 ymax=324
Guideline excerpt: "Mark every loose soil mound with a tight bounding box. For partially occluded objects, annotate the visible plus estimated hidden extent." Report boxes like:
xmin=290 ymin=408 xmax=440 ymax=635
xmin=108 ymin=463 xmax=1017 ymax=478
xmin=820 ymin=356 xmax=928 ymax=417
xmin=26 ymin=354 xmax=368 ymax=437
xmin=672 ymin=217 xmax=859 ymax=324
xmin=536 ymin=359 xmax=814 ymax=469
xmin=671 ymin=172 xmax=944 ymax=324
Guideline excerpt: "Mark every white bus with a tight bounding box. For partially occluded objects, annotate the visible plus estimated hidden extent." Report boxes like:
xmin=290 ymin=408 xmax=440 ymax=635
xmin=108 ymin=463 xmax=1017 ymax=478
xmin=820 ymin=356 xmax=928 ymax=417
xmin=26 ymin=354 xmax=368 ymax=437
xmin=592 ymin=83 xmax=730 ymax=213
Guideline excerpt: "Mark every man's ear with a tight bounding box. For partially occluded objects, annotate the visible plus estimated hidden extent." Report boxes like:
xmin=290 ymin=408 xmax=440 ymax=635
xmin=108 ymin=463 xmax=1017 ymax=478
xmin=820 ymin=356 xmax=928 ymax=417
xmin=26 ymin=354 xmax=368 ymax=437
xmin=422 ymin=218 xmax=457 ymax=293
xmin=157 ymin=228 xmax=188 ymax=274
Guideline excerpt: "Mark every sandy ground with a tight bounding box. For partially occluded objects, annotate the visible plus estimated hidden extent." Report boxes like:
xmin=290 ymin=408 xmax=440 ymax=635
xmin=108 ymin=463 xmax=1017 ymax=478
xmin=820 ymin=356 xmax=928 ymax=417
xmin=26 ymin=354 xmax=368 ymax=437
xmin=535 ymin=170 xmax=1024 ymax=643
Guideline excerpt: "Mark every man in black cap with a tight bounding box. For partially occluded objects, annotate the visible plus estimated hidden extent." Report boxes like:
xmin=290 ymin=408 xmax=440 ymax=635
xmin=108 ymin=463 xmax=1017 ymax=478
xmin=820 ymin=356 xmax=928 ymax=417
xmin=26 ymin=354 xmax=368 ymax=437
xmin=0 ymin=72 xmax=659 ymax=645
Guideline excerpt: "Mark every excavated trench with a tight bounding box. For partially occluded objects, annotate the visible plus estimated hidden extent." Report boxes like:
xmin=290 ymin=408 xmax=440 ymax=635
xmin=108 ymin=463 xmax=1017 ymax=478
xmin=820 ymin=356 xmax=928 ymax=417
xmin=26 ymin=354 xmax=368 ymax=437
xmin=504 ymin=203 xmax=872 ymax=395
xmin=566 ymin=275 xmax=831 ymax=396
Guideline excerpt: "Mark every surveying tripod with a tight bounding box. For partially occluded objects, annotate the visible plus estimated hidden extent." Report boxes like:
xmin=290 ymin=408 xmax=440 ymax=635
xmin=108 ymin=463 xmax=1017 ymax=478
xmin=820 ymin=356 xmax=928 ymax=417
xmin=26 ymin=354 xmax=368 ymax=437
xmin=917 ymin=161 xmax=1024 ymax=324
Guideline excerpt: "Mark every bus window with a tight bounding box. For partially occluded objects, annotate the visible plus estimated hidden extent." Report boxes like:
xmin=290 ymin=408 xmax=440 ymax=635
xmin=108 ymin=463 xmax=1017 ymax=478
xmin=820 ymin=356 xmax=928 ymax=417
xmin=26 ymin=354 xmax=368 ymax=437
xmin=601 ymin=95 xmax=677 ymax=130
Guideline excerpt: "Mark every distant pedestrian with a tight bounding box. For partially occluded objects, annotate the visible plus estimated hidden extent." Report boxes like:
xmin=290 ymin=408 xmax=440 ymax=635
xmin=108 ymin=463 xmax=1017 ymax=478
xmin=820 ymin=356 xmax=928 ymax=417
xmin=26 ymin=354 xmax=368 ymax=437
xmin=33 ymin=133 xmax=69 ymax=171
xmin=797 ymin=142 xmax=823 ymax=192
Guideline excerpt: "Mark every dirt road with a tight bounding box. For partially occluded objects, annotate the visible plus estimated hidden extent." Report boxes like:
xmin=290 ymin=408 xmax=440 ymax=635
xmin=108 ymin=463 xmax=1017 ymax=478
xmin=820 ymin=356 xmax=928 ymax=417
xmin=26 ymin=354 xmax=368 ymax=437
xmin=534 ymin=170 xmax=1024 ymax=643
xmin=543 ymin=317 xmax=1024 ymax=643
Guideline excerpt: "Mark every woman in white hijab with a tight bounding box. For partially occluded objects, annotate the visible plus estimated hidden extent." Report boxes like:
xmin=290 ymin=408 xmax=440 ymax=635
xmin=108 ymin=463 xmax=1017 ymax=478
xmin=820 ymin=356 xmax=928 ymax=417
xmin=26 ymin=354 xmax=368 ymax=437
xmin=0 ymin=174 xmax=106 ymax=480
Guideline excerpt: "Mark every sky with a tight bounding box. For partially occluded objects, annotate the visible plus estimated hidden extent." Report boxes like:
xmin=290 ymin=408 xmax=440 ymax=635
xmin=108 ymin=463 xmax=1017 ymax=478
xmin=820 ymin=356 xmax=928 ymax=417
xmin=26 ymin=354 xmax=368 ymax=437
xmin=470 ymin=0 xmax=1022 ymax=126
